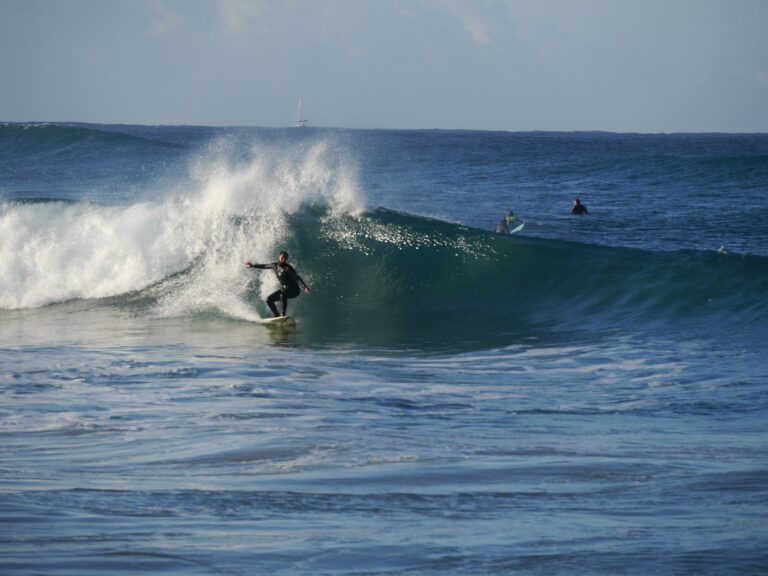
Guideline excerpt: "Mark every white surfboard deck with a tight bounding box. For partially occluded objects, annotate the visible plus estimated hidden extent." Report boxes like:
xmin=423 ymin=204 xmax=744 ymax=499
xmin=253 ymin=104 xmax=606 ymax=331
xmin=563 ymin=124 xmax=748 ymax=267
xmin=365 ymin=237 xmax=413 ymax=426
xmin=509 ymin=222 xmax=525 ymax=234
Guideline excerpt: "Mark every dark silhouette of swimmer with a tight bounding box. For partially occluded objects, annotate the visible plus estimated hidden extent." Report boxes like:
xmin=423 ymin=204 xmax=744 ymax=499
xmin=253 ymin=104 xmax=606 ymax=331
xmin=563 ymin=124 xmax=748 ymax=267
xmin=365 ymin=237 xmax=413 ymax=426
xmin=571 ymin=198 xmax=588 ymax=215
xmin=245 ymin=251 xmax=311 ymax=317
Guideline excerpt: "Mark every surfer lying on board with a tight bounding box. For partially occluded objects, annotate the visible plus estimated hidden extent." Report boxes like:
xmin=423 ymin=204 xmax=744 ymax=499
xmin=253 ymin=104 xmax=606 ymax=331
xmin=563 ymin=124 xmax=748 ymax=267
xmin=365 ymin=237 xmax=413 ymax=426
xmin=245 ymin=251 xmax=311 ymax=317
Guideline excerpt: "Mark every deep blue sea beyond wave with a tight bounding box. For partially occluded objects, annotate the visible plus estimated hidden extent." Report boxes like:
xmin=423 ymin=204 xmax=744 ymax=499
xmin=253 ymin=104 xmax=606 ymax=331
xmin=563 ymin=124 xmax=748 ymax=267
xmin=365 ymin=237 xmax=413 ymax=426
xmin=1 ymin=123 xmax=767 ymax=575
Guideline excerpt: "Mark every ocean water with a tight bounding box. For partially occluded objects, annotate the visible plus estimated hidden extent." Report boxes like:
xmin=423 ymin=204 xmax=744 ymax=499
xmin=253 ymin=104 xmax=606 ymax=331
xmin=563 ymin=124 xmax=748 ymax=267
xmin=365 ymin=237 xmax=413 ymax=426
xmin=1 ymin=123 xmax=767 ymax=575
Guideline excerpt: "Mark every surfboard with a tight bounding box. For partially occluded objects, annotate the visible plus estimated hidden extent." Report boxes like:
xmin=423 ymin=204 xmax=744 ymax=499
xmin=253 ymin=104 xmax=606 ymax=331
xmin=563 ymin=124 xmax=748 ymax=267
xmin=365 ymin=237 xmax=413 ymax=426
xmin=263 ymin=316 xmax=296 ymax=327
xmin=494 ymin=222 xmax=525 ymax=235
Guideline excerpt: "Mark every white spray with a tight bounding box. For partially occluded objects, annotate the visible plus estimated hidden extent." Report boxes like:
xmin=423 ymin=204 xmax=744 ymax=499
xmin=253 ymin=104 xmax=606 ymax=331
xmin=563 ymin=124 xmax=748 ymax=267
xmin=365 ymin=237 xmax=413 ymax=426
xmin=0 ymin=138 xmax=364 ymax=317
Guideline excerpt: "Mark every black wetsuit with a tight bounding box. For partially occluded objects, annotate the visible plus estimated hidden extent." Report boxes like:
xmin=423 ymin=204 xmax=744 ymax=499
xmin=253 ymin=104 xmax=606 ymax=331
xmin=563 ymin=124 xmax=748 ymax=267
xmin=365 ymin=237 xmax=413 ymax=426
xmin=253 ymin=262 xmax=308 ymax=317
xmin=571 ymin=203 xmax=588 ymax=215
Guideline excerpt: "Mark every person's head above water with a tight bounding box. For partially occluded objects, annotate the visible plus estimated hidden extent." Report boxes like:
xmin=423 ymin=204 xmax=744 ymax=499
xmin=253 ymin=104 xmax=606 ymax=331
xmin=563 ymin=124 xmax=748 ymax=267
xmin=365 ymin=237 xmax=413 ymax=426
xmin=278 ymin=251 xmax=289 ymax=263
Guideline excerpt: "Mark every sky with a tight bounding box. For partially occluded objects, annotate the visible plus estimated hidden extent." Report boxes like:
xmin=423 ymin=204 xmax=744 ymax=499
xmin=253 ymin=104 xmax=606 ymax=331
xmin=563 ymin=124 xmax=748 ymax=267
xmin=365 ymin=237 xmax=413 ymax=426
xmin=1 ymin=0 xmax=767 ymax=132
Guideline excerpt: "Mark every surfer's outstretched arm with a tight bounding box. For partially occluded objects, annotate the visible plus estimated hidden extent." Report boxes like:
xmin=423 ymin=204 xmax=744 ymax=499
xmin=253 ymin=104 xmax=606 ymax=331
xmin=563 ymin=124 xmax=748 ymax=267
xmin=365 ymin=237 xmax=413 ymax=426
xmin=245 ymin=261 xmax=272 ymax=270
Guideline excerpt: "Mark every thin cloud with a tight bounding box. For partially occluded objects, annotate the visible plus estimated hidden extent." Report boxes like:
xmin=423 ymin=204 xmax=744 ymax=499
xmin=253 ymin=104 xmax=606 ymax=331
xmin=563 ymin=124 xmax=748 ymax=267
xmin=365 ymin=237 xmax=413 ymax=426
xmin=438 ymin=0 xmax=492 ymax=45
xmin=144 ymin=0 xmax=181 ymax=36
xmin=218 ymin=0 xmax=288 ymax=37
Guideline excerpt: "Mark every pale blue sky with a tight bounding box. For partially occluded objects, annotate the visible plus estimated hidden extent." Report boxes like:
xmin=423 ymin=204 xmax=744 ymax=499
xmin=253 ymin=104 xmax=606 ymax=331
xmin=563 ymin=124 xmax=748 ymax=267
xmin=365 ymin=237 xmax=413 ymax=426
xmin=2 ymin=0 xmax=767 ymax=132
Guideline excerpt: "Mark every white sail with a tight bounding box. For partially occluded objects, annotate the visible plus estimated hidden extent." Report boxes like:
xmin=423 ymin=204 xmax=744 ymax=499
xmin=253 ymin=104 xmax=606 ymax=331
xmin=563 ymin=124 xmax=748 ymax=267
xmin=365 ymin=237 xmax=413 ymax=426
xmin=294 ymin=96 xmax=308 ymax=127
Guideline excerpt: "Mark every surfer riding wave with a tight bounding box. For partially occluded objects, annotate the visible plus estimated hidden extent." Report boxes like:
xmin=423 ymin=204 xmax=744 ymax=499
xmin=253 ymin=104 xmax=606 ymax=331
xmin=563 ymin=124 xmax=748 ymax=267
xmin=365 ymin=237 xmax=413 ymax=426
xmin=246 ymin=251 xmax=311 ymax=317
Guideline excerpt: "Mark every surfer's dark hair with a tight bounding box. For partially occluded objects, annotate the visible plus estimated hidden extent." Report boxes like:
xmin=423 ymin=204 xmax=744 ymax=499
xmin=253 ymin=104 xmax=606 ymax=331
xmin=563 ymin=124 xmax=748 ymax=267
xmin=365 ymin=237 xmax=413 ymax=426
xmin=279 ymin=251 xmax=289 ymax=259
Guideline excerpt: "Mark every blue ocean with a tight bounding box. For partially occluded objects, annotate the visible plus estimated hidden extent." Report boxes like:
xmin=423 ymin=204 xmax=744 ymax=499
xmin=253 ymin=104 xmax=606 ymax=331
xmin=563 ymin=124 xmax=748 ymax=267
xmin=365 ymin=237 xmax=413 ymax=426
xmin=1 ymin=123 xmax=767 ymax=575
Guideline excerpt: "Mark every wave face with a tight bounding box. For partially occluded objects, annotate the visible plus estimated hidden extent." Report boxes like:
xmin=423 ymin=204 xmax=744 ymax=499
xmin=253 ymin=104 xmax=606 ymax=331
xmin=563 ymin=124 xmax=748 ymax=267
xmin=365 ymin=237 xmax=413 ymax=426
xmin=281 ymin=207 xmax=768 ymax=346
xmin=4 ymin=196 xmax=766 ymax=349
xmin=2 ymin=123 xmax=767 ymax=349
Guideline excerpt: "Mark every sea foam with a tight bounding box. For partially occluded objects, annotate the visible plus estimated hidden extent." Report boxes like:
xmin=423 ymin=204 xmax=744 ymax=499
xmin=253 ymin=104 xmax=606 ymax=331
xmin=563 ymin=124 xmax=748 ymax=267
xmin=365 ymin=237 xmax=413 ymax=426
xmin=0 ymin=139 xmax=363 ymax=311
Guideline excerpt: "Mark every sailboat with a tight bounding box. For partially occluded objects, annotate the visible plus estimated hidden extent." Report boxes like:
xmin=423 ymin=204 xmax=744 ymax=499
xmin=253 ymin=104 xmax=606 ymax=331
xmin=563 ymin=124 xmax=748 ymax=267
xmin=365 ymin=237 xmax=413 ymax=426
xmin=294 ymin=96 xmax=308 ymax=127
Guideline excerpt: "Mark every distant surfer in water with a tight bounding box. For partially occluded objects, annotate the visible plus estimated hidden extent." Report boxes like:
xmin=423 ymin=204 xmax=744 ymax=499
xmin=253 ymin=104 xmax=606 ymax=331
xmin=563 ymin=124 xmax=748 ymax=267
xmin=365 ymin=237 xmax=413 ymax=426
xmin=571 ymin=198 xmax=588 ymax=215
xmin=495 ymin=210 xmax=519 ymax=234
xmin=245 ymin=251 xmax=311 ymax=317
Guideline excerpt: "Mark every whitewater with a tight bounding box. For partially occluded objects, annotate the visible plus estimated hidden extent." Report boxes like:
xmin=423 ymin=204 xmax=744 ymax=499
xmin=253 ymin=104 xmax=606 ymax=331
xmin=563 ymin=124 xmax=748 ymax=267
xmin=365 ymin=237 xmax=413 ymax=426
xmin=1 ymin=123 xmax=767 ymax=575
